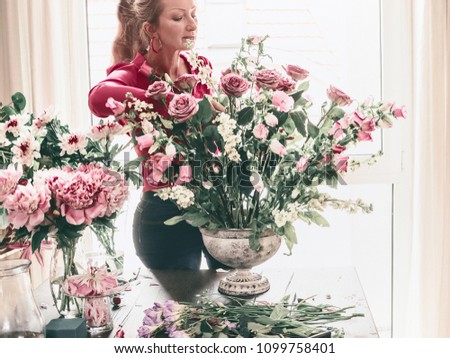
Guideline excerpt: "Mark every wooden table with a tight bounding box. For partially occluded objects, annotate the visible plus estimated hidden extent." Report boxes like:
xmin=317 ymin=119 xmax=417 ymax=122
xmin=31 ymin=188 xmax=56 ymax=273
xmin=34 ymin=266 xmax=379 ymax=338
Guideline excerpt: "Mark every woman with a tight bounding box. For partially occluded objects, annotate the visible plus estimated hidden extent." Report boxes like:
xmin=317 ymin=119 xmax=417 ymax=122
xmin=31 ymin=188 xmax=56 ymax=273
xmin=88 ymin=0 xmax=224 ymax=270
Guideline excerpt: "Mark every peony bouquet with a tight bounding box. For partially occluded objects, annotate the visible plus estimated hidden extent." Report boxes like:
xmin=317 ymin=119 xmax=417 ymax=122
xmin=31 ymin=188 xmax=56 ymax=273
xmin=0 ymin=93 xmax=136 ymax=256
xmin=112 ymin=35 xmax=405 ymax=252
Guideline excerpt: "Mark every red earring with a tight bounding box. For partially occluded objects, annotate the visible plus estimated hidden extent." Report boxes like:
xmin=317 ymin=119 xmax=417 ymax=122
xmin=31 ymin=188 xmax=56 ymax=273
xmin=150 ymin=37 xmax=162 ymax=54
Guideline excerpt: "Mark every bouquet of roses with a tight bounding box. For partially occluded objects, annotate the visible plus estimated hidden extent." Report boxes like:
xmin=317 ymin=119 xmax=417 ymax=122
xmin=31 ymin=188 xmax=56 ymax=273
xmin=112 ymin=35 xmax=405 ymax=252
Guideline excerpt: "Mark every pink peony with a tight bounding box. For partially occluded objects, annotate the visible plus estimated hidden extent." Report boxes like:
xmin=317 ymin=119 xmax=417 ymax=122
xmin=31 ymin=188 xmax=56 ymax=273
xmin=220 ymin=73 xmax=251 ymax=97
xmin=327 ymin=86 xmax=352 ymax=106
xmin=55 ymin=166 xmax=109 ymax=225
xmin=168 ymin=94 xmax=199 ymax=123
xmin=269 ymin=139 xmax=287 ymax=157
xmin=105 ymin=97 xmax=125 ymax=116
xmin=4 ymin=182 xmax=51 ymax=232
xmin=253 ymin=123 xmax=269 ymax=140
xmin=282 ymin=64 xmax=309 ymax=81
xmin=272 ymin=91 xmax=294 ymax=112
xmin=0 ymin=164 xmax=23 ymax=202
xmin=145 ymin=81 xmax=171 ymax=100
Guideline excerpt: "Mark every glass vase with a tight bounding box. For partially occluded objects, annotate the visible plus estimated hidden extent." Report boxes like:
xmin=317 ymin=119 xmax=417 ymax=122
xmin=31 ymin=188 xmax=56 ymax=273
xmin=49 ymin=243 xmax=82 ymax=318
xmin=0 ymin=259 xmax=45 ymax=337
xmin=81 ymin=296 xmax=113 ymax=336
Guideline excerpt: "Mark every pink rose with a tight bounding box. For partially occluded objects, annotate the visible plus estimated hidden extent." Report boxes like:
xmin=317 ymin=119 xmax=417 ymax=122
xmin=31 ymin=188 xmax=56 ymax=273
xmin=105 ymin=97 xmax=125 ymax=116
xmin=296 ymin=156 xmax=309 ymax=173
xmin=254 ymin=69 xmax=282 ymax=90
xmin=276 ymin=77 xmax=296 ymax=93
xmin=136 ymin=134 xmax=155 ymax=151
xmin=272 ymin=91 xmax=294 ymax=112
xmin=327 ymin=86 xmax=352 ymax=106
xmin=269 ymin=139 xmax=287 ymax=157
xmin=176 ymin=165 xmax=193 ymax=184
xmin=145 ymin=81 xmax=170 ymax=100
xmin=173 ymin=74 xmax=200 ymax=91
xmin=4 ymin=182 xmax=50 ymax=232
xmin=282 ymin=65 xmax=309 ymax=81
xmin=168 ymin=94 xmax=199 ymax=123
xmin=220 ymin=73 xmax=251 ymax=97
xmin=253 ymin=123 xmax=269 ymax=140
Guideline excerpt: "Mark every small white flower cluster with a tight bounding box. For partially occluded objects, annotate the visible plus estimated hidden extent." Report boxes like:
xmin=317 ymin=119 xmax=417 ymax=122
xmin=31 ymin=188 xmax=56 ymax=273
xmin=329 ymin=198 xmax=372 ymax=214
xmin=272 ymin=202 xmax=302 ymax=228
xmin=185 ymin=50 xmax=216 ymax=90
xmin=213 ymin=113 xmax=242 ymax=162
xmin=156 ymin=186 xmax=195 ymax=209
xmin=127 ymin=97 xmax=154 ymax=113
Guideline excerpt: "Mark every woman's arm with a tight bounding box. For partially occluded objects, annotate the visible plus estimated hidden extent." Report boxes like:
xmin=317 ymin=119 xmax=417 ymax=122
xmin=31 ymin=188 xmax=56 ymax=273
xmin=88 ymin=63 xmax=169 ymax=118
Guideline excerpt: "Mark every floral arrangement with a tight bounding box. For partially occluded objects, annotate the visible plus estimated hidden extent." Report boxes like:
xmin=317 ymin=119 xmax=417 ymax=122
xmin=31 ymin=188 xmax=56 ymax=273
xmin=112 ymin=35 xmax=405 ymax=252
xmin=0 ymin=92 xmax=138 ymax=256
xmin=136 ymin=294 xmax=363 ymax=338
xmin=63 ymin=264 xmax=126 ymax=328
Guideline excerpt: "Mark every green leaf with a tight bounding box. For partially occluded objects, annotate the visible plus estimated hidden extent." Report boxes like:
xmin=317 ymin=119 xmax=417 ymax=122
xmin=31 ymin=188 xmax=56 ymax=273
xmin=203 ymin=125 xmax=222 ymax=153
xmin=283 ymin=222 xmax=297 ymax=255
xmin=248 ymin=322 xmax=271 ymax=334
xmin=31 ymin=227 xmax=49 ymax=252
xmin=290 ymin=111 xmax=307 ymax=137
xmin=195 ymin=97 xmax=213 ymax=125
xmin=283 ymin=117 xmax=296 ymax=135
xmin=164 ymin=215 xmax=185 ymax=226
xmin=270 ymin=304 xmax=289 ymax=320
xmin=310 ymin=211 xmax=330 ymax=227
xmin=297 ymin=81 xmax=310 ymax=93
xmin=328 ymin=107 xmax=346 ymax=121
xmin=307 ymin=120 xmax=320 ymax=138
xmin=237 ymin=106 xmax=254 ymax=126
xmin=11 ymin=92 xmax=26 ymax=112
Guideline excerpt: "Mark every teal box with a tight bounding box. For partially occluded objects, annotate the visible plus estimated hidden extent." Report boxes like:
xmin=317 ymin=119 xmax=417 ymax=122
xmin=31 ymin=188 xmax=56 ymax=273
xmin=45 ymin=318 xmax=88 ymax=338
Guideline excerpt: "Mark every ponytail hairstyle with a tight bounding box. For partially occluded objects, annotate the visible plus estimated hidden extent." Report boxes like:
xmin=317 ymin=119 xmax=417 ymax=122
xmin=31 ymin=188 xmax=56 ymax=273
xmin=132 ymin=0 xmax=164 ymax=53
xmin=111 ymin=0 xmax=140 ymax=63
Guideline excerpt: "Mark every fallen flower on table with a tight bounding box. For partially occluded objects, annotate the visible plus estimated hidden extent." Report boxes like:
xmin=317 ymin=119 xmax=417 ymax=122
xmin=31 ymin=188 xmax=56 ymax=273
xmin=62 ymin=264 xmax=120 ymax=297
xmin=137 ymin=294 xmax=364 ymax=338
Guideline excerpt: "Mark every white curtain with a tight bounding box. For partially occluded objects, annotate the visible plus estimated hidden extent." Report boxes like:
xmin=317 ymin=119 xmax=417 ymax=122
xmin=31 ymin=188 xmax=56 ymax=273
xmin=407 ymin=0 xmax=450 ymax=337
xmin=0 ymin=0 xmax=90 ymax=130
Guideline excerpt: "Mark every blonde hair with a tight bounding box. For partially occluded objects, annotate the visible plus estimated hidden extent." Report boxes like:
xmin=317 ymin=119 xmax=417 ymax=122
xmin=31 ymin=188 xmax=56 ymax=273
xmin=111 ymin=0 xmax=164 ymax=63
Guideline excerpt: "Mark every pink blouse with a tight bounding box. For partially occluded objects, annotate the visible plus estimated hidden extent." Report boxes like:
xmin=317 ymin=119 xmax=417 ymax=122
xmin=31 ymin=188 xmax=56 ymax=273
xmin=88 ymin=52 xmax=213 ymax=192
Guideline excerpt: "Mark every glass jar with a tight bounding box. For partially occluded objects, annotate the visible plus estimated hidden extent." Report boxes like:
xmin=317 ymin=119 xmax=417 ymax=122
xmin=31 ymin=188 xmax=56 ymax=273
xmin=0 ymin=259 xmax=45 ymax=337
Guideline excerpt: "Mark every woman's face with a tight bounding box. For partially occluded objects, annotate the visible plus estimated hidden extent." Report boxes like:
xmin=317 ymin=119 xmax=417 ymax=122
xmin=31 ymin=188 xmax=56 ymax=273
xmin=155 ymin=0 xmax=198 ymax=51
